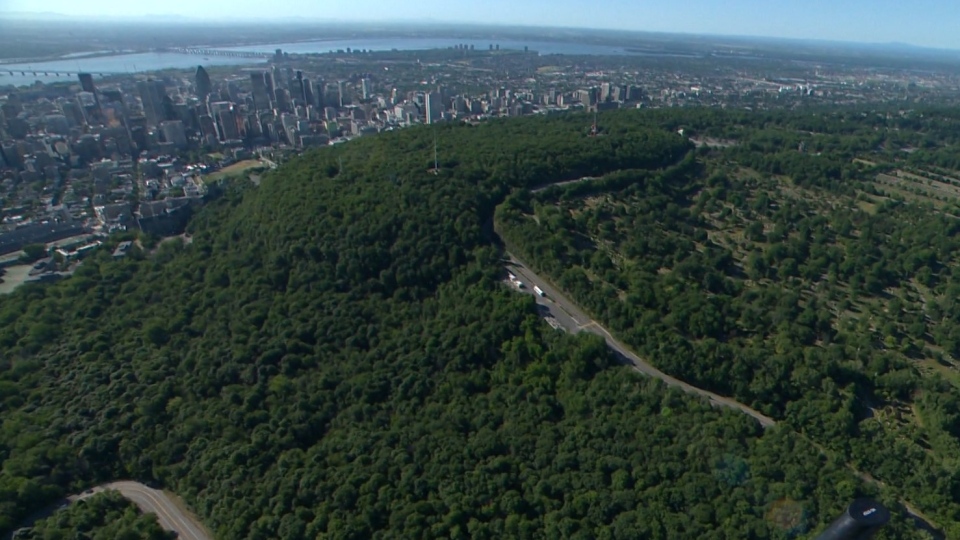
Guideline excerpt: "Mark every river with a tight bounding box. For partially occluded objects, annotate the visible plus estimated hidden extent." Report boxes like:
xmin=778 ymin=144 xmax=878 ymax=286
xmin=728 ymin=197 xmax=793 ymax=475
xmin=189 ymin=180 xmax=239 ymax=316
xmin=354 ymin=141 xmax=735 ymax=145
xmin=0 ymin=37 xmax=679 ymax=87
xmin=0 ymin=52 xmax=267 ymax=87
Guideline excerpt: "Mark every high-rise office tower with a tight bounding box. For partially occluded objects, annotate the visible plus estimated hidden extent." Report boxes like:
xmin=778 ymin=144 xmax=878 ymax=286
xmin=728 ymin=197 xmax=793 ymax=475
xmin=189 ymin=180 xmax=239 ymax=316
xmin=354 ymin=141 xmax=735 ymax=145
xmin=61 ymin=100 xmax=85 ymax=126
xmin=137 ymin=79 xmax=167 ymax=126
xmin=44 ymin=114 xmax=70 ymax=135
xmin=425 ymin=92 xmax=443 ymax=124
xmin=195 ymin=66 xmax=212 ymax=100
xmin=273 ymin=88 xmax=291 ymax=114
xmin=160 ymin=120 xmax=187 ymax=148
xmin=246 ymin=113 xmax=263 ymax=137
xmin=280 ymin=113 xmax=298 ymax=145
xmin=264 ymin=71 xmax=276 ymax=97
xmin=217 ymin=108 xmax=240 ymax=141
xmin=160 ymin=95 xmax=178 ymax=122
xmin=287 ymin=76 xmax=298 ymax=99
xmin=578 ymin=87 xmax=598 ymax=107
xmin=77 ymin=72 xmax=99 ymax=111
xmin=128 ymin=116 xmax=148 ymax=152
xmin=361 ymin=78 xmax=371 ymax=100
xmin=186 ymin=106 xmax=200 ymax=132
xmin=77 ymin=73 xmax=96 ymax=94
xmin=195 ymin=100 xmax=210 ymax=123
xmin=315 ymin=78 xmax=325 ymax=109
xmin=250 ymin=72 xmax=271 ymax=111
xmin=207 ymin=101 xmax=231 ymax=117
xmin=271 ymin=65 xmax=284 ymax=91
xmin=303 ymin=79 xmax=314 ymax=110
xmin=198 ymin=114 xmax=217 ymax=139
xmin=295 ymin=71 xmax=305 ymax=105
xmin=600 ymin=82 xmax=611 ymax=102
xmin=77 ymin=72 xmax=102 ymax=121
xmin=226 ymin=82 xmax=241 ymax=103
xmin=138 ymin=83 xmax=158 ymax=126
xmin=337 ymin=80 xmax=345 ymax=108
xmin=1 ymin=141 xmax=23 ymax=169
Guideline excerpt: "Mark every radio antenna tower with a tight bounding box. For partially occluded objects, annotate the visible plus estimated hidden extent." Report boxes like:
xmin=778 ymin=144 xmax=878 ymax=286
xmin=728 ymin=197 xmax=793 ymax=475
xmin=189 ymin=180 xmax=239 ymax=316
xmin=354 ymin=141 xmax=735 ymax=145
xmin=590 ymin=110 xmax=598 ymax=137
xmin=433 ymin=133 xmax=439 ymax=174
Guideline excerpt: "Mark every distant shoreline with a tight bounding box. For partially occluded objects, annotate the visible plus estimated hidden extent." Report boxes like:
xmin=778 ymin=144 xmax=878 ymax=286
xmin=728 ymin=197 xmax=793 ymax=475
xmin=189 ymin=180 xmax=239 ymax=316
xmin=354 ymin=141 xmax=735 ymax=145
xmin=0 ymin=50 xmax=140 ymax=66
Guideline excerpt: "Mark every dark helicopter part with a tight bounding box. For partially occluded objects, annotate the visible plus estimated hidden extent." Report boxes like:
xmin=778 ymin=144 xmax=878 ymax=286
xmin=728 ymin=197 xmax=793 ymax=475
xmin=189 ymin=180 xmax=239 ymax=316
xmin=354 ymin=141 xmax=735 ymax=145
xmin=814 ymin=499 xmax=890 ymax=540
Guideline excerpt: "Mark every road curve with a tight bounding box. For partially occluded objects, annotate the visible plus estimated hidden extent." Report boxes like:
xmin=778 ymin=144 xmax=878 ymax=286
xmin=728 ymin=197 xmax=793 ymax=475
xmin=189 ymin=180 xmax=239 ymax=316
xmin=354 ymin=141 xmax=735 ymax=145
xmin=71 ymin=481 xmax=211 ymax=540
xmin=531 ymin=176 xmax=597 ymax=193
xmin=506 ymin=253 xmax=777 ymax=428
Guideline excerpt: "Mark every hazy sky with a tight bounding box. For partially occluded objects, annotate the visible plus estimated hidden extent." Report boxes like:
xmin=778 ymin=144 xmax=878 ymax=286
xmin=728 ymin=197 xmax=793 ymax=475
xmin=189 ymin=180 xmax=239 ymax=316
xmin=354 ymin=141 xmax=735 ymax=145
xmin=5 ymin=0 xmax=960 ymax=50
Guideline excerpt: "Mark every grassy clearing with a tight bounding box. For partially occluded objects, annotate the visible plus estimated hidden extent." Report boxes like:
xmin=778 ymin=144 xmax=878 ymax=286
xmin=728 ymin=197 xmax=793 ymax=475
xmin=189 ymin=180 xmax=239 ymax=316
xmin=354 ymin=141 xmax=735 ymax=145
xmin=689 ymin=137 xmax=738 ymax=148
xmin=0 ymin=264 xmax=33 ymax=295
xmin=920 ymin=358 xmax=960 ymax=389
xmin=872 ymin=169 xmax=960 ymax=210
xmin=205 ymin=160 xmax=266 ymax=182
xmin=857 ymin=198 xmax=879 ymax=214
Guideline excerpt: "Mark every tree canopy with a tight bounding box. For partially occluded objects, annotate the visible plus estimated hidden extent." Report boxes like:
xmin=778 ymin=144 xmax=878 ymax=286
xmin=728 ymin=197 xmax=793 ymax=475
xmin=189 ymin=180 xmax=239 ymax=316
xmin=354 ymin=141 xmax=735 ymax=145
xmin=0 ymin=107 xmax=953 ymax=539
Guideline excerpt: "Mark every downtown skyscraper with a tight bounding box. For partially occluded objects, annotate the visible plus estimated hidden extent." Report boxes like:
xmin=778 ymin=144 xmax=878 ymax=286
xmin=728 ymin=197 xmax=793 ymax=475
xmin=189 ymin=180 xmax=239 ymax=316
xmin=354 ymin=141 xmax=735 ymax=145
xmin=136 ymin=79 xmax=167 ymax=126
xmin=195 ymin=66 xmax=212 ymax=101
xmin=250 ymin=72 xmax=272 ymax=111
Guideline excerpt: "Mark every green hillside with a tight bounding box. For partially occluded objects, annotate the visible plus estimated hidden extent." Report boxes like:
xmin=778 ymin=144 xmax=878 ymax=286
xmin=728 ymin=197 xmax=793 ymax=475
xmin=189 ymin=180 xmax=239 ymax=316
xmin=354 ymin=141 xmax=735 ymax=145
xmin=0 ymin=109 xmax=944 ymax=539
xmin=497 ymin=106 xmax=960 ymax=538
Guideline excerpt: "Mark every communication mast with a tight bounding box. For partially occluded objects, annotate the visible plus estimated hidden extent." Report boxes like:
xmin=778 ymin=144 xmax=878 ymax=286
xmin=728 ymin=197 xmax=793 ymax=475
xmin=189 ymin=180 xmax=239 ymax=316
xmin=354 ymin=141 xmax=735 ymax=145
xmin=589 ymin=110 xmax=598 ymax=137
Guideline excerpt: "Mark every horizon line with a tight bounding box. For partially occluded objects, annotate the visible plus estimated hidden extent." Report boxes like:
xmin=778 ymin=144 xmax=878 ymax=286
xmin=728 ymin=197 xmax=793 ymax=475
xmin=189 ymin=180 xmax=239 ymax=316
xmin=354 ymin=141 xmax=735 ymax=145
xmin=2 ymin=12 xmax=960 ymax=54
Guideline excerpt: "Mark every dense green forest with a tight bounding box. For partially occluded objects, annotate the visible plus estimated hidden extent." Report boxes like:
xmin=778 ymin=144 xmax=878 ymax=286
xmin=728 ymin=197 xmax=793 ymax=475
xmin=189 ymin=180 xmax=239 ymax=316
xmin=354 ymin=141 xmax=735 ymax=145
xmin=1 ymin=107 xmax=957 ymax=538
xmin=497 ymin=106 xmax=960 ymax=537
xmin=18 ymin=492 xmax=172 ymax=540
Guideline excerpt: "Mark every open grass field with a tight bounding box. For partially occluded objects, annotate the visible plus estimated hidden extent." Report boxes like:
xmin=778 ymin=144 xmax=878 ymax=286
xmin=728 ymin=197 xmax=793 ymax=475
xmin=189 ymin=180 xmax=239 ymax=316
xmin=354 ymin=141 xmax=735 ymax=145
xmin=873 ymin=167 xmax=960 ymax=210
xmin=0 ymin=264 xmax=33 ymax=295
xmin=205 ymin=160 xmax=266 ymax=182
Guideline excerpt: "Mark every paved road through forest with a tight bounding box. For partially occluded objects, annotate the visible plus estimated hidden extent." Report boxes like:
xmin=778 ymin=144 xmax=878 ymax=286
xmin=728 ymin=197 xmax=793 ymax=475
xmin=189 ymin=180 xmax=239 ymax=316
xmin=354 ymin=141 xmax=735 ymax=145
xmin=506 ymin=253 xmax=778 ymax=428
xmin=499 ymin=183 xmax=938 ymax=534
xmin=81 ymin=481 xmax=211 ymax=540
xmin=10 ymin=481 xmax=211 ymax=540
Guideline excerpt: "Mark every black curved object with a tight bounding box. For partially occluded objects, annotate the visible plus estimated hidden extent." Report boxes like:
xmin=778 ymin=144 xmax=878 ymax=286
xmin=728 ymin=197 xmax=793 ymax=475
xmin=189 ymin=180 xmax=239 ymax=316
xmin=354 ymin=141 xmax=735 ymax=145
xmin=815 ymin=499 xmax=890 ymax=540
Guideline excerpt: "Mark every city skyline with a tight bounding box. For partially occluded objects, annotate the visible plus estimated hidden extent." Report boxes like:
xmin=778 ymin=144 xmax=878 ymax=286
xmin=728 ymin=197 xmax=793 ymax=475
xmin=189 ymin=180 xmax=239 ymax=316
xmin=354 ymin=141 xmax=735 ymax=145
xmin=3 ymin=0 xmax=960 ymax=51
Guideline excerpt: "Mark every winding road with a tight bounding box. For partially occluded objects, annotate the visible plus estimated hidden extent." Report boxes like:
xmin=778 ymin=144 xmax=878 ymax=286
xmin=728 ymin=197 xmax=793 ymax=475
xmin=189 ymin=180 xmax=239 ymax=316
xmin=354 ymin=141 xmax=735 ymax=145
xmin=506 ymin=253 xmax=777 ymax=428
xmin=11 ymin=481 xmax=211 ymax=540
xmin=505 ymin=251 xmax=941 ymax=534
xmin=79 ymin=482 xmax=211 ymax=540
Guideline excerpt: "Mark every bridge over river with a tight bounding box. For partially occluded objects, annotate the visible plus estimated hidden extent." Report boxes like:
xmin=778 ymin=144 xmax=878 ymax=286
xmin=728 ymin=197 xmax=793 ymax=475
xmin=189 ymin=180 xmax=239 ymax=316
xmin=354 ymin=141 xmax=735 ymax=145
xmin=159 ymin=47 xmax=271 ymax=58
xmin=0 ymin=70 xmax=121 ymax=78
xmin=0 ymin=47 xmax=268 ymax=80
